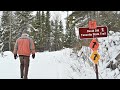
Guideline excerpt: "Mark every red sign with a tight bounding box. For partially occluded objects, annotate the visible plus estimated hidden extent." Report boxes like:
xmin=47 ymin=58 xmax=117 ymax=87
xmin=79 ymin=26 xmax=108 ymax=39
xmin=89 ymin=20 xmax=97 ymax=29
xmin=89 ymin=39 xmax=99 ymax=51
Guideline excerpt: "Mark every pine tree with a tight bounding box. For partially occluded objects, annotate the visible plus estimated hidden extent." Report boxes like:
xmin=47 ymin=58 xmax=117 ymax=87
xmin=1 ymin=11 xmax=11 ymax=51
xmin=32 ymin=11 xmax=41 ymax=29
xmin=0 ymin=25 xmax=3 ymax=53
xmin=45 ymin=11 xmax=51 ymax=51
xmin=52 ymin=17 xmax=64 ymax=51
xmin=50 ymin=20 xmax=55 ymax=51
xmin=53 ymin=19 xmax=59 ymax=51
xmin=98 ymin=11 xmax=120 ymax=32
xmin=58 ymin=20 xmax=64 ymax=49
xmin=41 ymin=11 xmax=46 ymax=51
xmin=32 ymin=11 xmax=42 ymax=51
xmin=64 ymin=12 xmax=77 ymax=48
xmin=9 ymin=11 xmax=17 ymax=51
xmin=31 ymin=11 xmax=52 ymax=52
xmin=51 ymin=13 xmax=65 ymax=51
xmin=64 ymin=11 xmax=70 ymax=48
xmin=14 ymin=11 xmax=33 ymax=38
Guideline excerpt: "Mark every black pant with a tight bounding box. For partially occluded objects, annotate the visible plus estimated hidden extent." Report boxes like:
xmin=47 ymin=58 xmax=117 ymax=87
xmin=19 ymin=55 xmax=30 ymax=79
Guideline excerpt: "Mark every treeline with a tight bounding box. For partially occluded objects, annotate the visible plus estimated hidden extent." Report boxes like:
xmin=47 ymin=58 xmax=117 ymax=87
xmin=0 ymin=11 xmax=77 ymax=52
xmin=0 ymin=11 xmax=120 ymax=52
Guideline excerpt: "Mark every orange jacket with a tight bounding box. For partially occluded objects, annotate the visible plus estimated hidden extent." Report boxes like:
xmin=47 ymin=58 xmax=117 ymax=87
xmin=13 ymin=34 xmax=35 ymax=56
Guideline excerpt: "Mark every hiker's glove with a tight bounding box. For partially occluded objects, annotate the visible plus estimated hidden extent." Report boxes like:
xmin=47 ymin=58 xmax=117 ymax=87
xmin=14 ymin=54 xmax=17 ymax=59
xmin=32 ymin=54 xmax=35 ymax=59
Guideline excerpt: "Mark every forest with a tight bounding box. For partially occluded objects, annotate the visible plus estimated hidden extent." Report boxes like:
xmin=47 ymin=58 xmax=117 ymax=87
xmin=0 ymin=11 xmax=120 ymax=53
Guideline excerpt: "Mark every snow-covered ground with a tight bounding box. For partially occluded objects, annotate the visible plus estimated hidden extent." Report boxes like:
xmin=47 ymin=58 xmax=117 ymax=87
xmin=0 ymin=50 xmax=65 ymax=79
xmin=0 ymin=48 xmax=96 ymax=79
xmin=0 ymin=31 xmax=120 ymax=79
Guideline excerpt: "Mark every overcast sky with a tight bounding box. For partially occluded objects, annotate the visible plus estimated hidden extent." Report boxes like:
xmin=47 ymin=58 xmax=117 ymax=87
xmin=0 ymin=11 xmax=72 ymax=29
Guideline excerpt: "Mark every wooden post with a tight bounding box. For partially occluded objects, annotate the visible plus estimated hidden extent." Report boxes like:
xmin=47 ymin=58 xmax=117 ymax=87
xmin=95 ymin=64 xmax=99 ymax=79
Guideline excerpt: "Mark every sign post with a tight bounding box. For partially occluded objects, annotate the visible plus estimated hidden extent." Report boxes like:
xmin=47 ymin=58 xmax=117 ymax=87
xmin=95 ymin=64 xmax=99 ymax=79
xmin=90 ymin=49 xmax=100 ymax=79
xmin=79 ymin=20 xmax=107 ymax=79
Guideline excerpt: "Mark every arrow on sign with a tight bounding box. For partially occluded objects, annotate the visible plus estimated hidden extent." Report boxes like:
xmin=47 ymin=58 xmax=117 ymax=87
xmin=94 ymin=54 xmax=97 ymax=60
xmin=92 ymin=42 xmax=97 ymax=48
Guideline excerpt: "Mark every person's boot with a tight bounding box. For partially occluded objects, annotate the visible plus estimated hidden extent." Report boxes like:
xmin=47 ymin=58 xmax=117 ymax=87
xmin=20 ymin=64 xmax=24 ymax=79
xmin=23 ymin=56 xmax=30 ymax=79
xmin=24 ymin=63 xmax=29 ymax=79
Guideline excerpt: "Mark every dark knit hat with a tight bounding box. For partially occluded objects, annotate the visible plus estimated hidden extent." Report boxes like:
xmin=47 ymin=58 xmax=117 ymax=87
xmin=22 ymin=30 xmax=28 ymax=34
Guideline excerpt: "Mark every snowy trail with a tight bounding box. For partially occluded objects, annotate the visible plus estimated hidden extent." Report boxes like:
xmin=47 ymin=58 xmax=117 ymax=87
xmin=29 ymin=52 xmax=64 ymax=79
xmin=0 ymin=52 xmax=20 ymax=79
xmin=0 ymin=49 xmax=103 ymax=79
xmin=1 ymin=41 xmax=120 ymax=79
xmin=0 ymin=51 xmax=65 ymax=79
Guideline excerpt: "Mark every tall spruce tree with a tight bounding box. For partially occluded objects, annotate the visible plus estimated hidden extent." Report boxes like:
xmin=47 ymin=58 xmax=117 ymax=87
xmin=52 ymin=16 xmax=64 ymax=51
xmin=32 ymin=11 xmax=42 ymax=51
xmin=50 ymin=20 xmax=55 ymax=51
xmin=1 ymin=11 xmax=12 ymax=51
xmin=58 ymin=20 xmax=64 ymax=49
xmin=45 ymin=11 xmax=51 ymax=51
xmin=64 ymin=12 xmax=77 ymax=48
xmin=14 ymin=11 xmax=33 ymax=38
xmin=53 ymin=19 xmax=59 ymax=51
xmin=0 ymin=25 xmax=3 ymax=52
xmin=41 ymin=11 xmax=46 ymax=51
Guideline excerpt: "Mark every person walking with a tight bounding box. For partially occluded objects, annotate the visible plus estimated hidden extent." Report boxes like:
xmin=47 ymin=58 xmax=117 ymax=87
xmin=13 ymin=30 xmax=35 ymax=79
